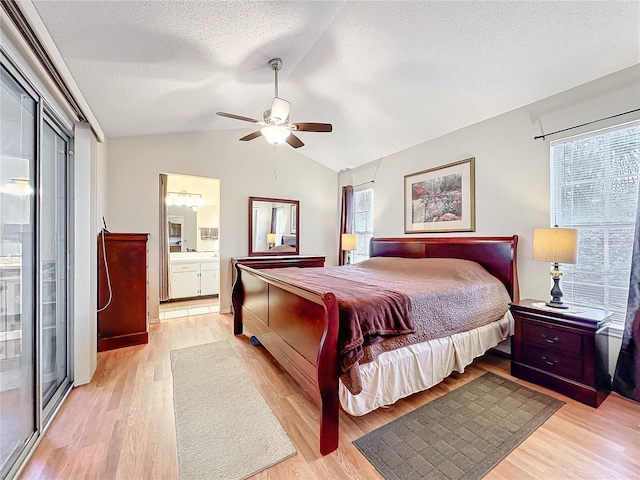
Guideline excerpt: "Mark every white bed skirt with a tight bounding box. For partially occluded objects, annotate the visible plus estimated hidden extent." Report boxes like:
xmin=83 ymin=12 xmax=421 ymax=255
xmin=339 ymin=311 xmax=513 ymax=416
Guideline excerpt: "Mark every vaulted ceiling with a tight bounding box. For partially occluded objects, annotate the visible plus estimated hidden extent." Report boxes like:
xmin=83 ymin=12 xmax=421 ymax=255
xmin=33 ymin=1 xmax=639 ymax=171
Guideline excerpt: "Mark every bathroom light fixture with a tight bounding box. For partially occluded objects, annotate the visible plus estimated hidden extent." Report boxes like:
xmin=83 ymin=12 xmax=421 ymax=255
xmin=166 ymin=190 xmax=205 ymax=211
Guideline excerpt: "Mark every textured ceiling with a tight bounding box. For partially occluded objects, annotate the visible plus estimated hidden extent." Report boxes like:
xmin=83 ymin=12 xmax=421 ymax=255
xmin=32 ymin=1 xmax=640 ymax=172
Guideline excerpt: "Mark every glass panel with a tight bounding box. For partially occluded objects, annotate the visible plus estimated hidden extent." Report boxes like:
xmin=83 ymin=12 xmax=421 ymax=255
xmin=0 ymin=65 xmax=36 ymax=476
xmin=40 ymin=121 xmax=68 ymax=409
xmin=352 ymin=188 xmax=374 ymax=264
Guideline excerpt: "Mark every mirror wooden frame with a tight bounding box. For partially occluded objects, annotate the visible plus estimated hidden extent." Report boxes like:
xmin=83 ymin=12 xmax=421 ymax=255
xmin=248 ymin=196 xmax=300 ymax=256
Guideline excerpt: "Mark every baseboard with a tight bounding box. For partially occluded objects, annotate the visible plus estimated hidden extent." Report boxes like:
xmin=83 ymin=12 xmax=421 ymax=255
xmin=98 ymin=332 xmax=148 ymax=352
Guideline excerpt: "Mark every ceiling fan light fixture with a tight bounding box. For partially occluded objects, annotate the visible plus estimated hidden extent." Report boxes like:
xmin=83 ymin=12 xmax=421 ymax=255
xmin=261 ymin=125 xmax=290 ymax=145
xmin=217 ymin=58 xmax=332 ymax=148
xmin=270 ymin=97 xmax=290 ymax=124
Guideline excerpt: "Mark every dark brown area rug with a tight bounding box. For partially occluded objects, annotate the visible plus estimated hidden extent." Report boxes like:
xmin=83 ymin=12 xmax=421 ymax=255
xmin=353 ymin=372 xmax=564 ymax=480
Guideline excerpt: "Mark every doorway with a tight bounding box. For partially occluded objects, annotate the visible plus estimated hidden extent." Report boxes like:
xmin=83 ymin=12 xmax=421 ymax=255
xmin=159 ymin=174 xmax=220 ymax=319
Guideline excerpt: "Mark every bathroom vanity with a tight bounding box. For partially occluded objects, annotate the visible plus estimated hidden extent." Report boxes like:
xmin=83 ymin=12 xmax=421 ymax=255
xmin=169 ymin=252 xmax=219 ymax=298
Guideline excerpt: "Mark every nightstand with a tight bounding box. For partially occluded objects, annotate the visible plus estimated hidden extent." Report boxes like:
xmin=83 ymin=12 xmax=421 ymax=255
xmin=510 ymin=298 xmax=612 ymax=407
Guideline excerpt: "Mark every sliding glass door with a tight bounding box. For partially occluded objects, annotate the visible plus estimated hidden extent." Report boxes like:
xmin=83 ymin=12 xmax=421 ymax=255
xmin=0 ymin=63 xmax=37 ymax=479
xmin=40 ymin=120 xmax=71 ymax=417
xmin=0 ymin=57 xmax=72 ymax=478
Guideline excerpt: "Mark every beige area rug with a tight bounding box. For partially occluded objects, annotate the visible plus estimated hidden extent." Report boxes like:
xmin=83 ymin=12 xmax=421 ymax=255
xmin=170 ymin=341 xmax=296 ymax=480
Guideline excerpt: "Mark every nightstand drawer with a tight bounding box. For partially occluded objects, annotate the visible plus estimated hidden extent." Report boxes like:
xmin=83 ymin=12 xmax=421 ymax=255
xmin=521 ymin=343 xmax=582 ymax=381
xmin=522 ymin=321 xmax=582 ymax=355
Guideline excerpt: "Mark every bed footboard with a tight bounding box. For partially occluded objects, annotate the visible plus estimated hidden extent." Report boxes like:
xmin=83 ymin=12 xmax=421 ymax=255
xmin=232 ymin=264 xmax=341 ymax=454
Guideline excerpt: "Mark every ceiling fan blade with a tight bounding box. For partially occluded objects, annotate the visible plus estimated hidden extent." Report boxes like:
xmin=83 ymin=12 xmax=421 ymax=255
xmin=291 ymin=122 xmax=333 ymax=132
xmin=239 ymin=131 xmax=262 ymax=141
xmin=217 ymin=112 xmax=260 ymax=124
xmin=286 ymin=134 xmax=304 ymax=148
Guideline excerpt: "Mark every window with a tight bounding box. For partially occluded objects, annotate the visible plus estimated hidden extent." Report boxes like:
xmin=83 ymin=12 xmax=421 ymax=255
xmin=352 ymin=187 xmax=374 ymax=263
xmin=550 ymin=121 xmax=639 ymax=328
xmin=275 ymin=207 xmax=284 ymax=244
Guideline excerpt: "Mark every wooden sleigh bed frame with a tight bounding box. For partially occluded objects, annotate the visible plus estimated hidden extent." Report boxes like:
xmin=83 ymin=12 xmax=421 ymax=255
xmin=231 ymin=236 xmax=519 ymax=455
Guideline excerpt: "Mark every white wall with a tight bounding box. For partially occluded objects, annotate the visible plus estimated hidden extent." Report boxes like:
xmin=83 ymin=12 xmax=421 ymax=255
xmin=107 ymin=129 xmax=338 ymax=317
xmin=340 ymin=65 xmax=640 ymax=303
xmin=97 ymin=139 xmax=108 ymax=229
xmin=339 ymin=65 xmax=640 ymax=373
xmin=73 ymin=123 xmax=98 ymax=385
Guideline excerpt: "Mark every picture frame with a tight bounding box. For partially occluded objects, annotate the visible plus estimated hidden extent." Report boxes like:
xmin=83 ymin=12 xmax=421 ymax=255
xmin=290 ymin=205 xmax=297 ymax=233
xmin=404 ymin=157 xmax=475 ymax=233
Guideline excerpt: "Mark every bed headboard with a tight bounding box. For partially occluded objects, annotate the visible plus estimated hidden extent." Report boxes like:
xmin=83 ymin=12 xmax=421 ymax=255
xmin=370 ymin=236 xmax=519 ymax=301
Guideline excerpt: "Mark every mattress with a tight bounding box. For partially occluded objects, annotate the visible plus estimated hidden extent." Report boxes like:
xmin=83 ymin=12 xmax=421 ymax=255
xmin=260 ymin=257 xmax=512 ymax=395
xmin=338 ymin=311 xmax=513 ymax=416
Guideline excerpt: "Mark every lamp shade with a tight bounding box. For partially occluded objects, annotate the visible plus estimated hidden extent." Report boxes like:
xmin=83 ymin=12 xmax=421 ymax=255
xmin=261 ymin=125 xmax=290 ymax=145
xmin=266 ymin=233 xmax=277 ymax=244
xmin=341 ymin=233 xmax=357 ymax=251
xmin=533 ymin=228 xmax=578 ymax=264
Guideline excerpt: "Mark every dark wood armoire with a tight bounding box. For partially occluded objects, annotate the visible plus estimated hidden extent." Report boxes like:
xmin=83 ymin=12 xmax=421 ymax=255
xmin=98 ymin=232 xmax=149 ymax=351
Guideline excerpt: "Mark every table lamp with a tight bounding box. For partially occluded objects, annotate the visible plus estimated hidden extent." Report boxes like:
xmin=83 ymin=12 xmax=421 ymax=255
xmin=532 ymin=227 xmax=578 ymax=308
xmin=266 ymin=233 xmax=276 ymax=248
xmin=341 ymin=233 xmax=357 ymax=264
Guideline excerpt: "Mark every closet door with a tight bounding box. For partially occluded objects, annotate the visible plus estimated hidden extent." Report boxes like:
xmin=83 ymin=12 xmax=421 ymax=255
xmin=0 ymin=64 xmax=37 ymax=479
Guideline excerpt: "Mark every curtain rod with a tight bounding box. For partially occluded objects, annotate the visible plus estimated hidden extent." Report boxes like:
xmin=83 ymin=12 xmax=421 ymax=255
xmin=353 ymin=180 xmax=375 ymax=188
xmin=534 ymin=108 xmax=640 ymax=141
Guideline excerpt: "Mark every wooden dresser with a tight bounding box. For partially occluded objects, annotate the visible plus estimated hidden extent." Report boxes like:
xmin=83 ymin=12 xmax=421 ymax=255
xmin=98 ymin=232 xmax=149 ymax=351
xmin=510 ymin=298 xmax=612 ymax=407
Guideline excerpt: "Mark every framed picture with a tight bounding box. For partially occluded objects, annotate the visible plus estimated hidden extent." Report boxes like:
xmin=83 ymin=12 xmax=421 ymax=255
xmin=290 ymin=205 xmax=297 ymax=233
xmin=404 ymin=157 xmax=475 ymax=233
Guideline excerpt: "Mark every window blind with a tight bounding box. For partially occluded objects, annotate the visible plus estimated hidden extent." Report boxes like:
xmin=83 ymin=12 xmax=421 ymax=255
xmin=550 ymin=121 xmax=640 ymax=326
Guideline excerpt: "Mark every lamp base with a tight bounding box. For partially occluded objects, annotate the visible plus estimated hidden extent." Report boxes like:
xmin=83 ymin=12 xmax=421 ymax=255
xmin=545 ymin=300 xmax=569 ymax=309
xmin=546 ymin=264 xmax=569 ymax=309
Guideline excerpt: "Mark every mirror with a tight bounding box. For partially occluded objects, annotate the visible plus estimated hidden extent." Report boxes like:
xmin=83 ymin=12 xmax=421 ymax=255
xmin=164 ymin=175 xmax=220 ymax=256
xmin=249 ymin=196 xmax=299 ymax=256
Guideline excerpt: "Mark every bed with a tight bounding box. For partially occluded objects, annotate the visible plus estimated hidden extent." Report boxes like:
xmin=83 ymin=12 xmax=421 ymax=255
xmin=231 ymin=236 xmax=519 ymax=455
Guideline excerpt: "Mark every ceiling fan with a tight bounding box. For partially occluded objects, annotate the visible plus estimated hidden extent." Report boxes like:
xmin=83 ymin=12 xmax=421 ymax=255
xmin=216 ymin=58 xmax=332 ymax=148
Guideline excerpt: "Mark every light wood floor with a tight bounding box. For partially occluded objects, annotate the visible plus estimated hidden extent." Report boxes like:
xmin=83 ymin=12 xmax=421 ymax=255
xmin=159 ymin=296 xmax=219 ymax=312
xmin=19 ymin=312 xmax=640 ymax=479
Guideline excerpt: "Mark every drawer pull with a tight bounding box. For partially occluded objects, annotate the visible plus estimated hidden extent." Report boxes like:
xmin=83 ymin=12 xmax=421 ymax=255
xmin=541 ymin=333 xmax=560 ymax=344
xmin=541 ymin=356 xmax=558 ymax=366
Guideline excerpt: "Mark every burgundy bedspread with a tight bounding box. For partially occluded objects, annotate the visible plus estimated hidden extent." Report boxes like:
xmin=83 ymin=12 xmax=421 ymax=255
xmin=258 ymin=268 xmax=414 ymax=375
